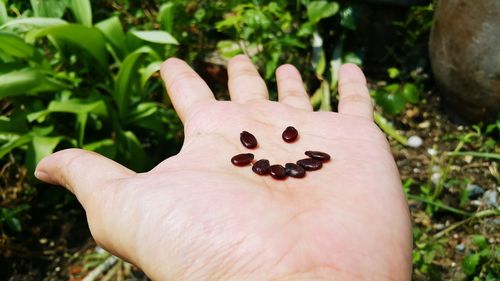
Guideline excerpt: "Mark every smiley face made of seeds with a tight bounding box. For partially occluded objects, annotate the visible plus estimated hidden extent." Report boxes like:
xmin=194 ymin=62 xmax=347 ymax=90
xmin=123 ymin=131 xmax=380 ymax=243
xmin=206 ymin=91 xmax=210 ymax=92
xmin=230 ymin=126 xmax=331 ymax=180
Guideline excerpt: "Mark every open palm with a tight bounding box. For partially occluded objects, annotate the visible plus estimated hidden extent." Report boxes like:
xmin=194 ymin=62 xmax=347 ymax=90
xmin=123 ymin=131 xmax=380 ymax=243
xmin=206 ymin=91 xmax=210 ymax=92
xmin=36 ymin=55 xmax=412 ymax=280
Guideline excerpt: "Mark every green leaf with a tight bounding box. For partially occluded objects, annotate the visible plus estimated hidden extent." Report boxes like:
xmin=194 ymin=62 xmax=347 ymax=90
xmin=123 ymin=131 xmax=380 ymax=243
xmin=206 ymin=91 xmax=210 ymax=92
xmin=0 ymin=134 xmax=32 ymax=160
xmin=83 ymin=139 xmax=116 ymax=159
xmin=342 ymin=52 xmax=362 ymax=65
xmin=472 ymin=235 xmax=488 ymax=250
xmin=120 ymin=130 xmax=147 ymax=172
xmin=374 ymin=85 xmax=408 ymax=115
xmin=30 ymin=0 xmax=69 ymax=18
xmin=307 ymin=1 xmax=339 ymax=23
xmin=387 ymin=67 xmax=400 ymax=79
xmin=6 ymin=216 xmax=22 ymax=232
xmin=27 ymin=98 xmax=107 ymax=122
xmin=0 ymin=31 xmax=34 ymax=58
xmin=0 ymin=68 xmax=68 ymax=98
xmin=26 ymin=135 xmax=63 ymax=174
xmin=130 ymin=30 xmax=178 ymax=45
xmin=158 ymin=2 xmax=175 ymax=33
xmin=114 ymin=47 xmax=154 ymax=116
xmin=140 ymin=61 xmax=162 ymax=90
xmin=95 ymin=16 xmax=126 ymax=58
xmin=0 ymin=17 xmax=67 ymax=31
xmin=125 ymin=102 xmax=158 ymax=125
xmin=26 ymin=24 xmax=108 ymax=67
xmin=462 ymin=253 xmax=481 ymax=276
xmin=340 ymin=6 xmax=356 ymax=30
xmin=402 ymin=83 xmax=420 ymax=103
xmin=68 ymin=0 xmax=92 ymax=26
xmin=0 ymin=1 xmax=8 ymax=26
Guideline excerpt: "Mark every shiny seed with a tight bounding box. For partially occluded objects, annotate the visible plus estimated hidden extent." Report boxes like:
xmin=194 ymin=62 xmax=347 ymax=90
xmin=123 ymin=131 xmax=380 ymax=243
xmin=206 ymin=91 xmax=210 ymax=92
xmin=282 ymin=126 xmax=298 ymax=143
xmin=305 ymin=151 xmax=331 ymax=162
xmin=285 ymin=163 xmax=306 ymax=178
xmin=252 ymin=159 xmax=270 ymax=175
xmin=269 ymin=164 xmax=287 ymax=179
xmin=240 ymin=131 xmax=258 ymax=148
xmin=231 ymin=153 xmax=254 ymax=166
xmin=297 ymin=158 xmax=322 ymax=171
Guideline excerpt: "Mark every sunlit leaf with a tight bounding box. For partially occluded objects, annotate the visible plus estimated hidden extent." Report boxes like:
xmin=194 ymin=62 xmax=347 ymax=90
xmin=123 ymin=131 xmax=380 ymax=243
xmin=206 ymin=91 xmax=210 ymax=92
xmin=0 ymin=68 xmax=68 ymax=98
xmin=95 ymin=16 xmax=126 ymax=58
xmin=69 ymin=0 xmax=92 ymax=26
xmin=83 ymin=139 xmax=116 ymax=159
xmin=27 ymin=98 xmax=107 ymax=122
xmin=307 ymin=1 xmax=339 ymax=23
xmin=158 ymin=2 xmax=175 ymax=33
xmin=140 ymin=61 xmax=162 ymax=91
xmin=114 ymin=47 xmax=156 ymax=116
xmin=26 ymin=24 xmax=108 ymax=67
xmin=0 ymin=1 xmax=8 ymax=25
xmin=130 ymin=30 xmax=178 ymax=45
xmin=387 ymin=67 xmax=400 ymax=79
xmin=26 ymin=135 xmax=63 ymax=174
xmin=0 ymin=134 xmax=32 ymax=160
xmin=0 ymin=17 xmax=67 ymax=31
xmin=0 ymin=31 xmax=34 ymax=58
xmin=30 ymin=0 xmax=69 ymax=18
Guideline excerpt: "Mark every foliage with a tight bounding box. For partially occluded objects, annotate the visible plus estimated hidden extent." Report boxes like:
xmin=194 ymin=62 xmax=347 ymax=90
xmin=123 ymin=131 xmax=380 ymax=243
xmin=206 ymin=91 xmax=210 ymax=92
xmin=373 ymin=67 xmax=421 ymax=115
xmin=0 ymin=0 xmax=181 ymax=174
xmin=0 ymin=204 xmax=29 ymax=232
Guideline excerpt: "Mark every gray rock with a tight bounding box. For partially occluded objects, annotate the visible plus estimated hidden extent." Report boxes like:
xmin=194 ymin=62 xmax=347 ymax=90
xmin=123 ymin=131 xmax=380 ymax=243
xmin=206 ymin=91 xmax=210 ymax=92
xmin=482 ymin=190 xmax=498 ymax=208
xmin=455 ymin=244 xmax=465 ymax=252
xmin=466 ymin=184 xmax=485 ymax=199
xmin=429 ymin=0 xmax=500 ymax=123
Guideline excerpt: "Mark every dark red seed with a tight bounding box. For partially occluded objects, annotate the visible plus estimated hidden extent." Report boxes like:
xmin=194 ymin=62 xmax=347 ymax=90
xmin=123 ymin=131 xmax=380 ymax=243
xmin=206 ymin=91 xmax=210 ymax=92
xmin=285 ymin=163 xmax=306 ymax=178
xmin=269 ymin=164 xmax=287 ymax=179
xmin=297 ymin=158 xmax=322 ymax=171
xmin=252 ymin=159 xmax=270 ymax=175
xmin=231 ymin=153 xmax=254 ymax=166
xmin=240 ymin=131 xmax=258 ymax=149
xmin=305 ymin=151 xmax=331 ymax=162
xmin=282 ymin=126 xmax=298 ymax=143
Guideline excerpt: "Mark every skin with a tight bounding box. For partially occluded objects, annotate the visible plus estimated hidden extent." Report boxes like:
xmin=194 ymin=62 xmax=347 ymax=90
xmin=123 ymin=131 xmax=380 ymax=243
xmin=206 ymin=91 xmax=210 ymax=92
xmin=35 ymin=55 xmax=412 ymax=280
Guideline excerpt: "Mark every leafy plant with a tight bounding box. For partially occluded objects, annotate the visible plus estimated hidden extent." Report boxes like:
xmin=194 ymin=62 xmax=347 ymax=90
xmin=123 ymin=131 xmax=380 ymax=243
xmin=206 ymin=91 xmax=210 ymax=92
xmin=373 ymin=67 xmax=421 ymax=115
xmin=0 ymin=204 xmax=30 ymax=232
xmin=0 ymin=0 xmax=181 ymax=174
xmin=462 ymin=235 xmax=500 ymax=279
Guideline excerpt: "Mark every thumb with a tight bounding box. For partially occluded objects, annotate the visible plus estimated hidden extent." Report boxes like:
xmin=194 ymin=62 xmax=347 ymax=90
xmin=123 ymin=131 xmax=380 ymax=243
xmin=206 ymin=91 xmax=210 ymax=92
xmin=35 ymin=148 xmax=135 ymax=207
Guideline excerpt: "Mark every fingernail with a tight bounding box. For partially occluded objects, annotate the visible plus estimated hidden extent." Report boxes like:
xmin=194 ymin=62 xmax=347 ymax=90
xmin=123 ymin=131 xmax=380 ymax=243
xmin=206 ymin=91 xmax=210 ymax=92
xmin=34 ymin=170 xmax=51 ymax=182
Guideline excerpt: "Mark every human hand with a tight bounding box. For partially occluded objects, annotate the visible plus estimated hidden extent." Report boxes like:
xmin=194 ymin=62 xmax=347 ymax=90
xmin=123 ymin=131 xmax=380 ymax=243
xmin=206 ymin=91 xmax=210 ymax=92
xmin=35 ymin=55 xmax=412 ymax=280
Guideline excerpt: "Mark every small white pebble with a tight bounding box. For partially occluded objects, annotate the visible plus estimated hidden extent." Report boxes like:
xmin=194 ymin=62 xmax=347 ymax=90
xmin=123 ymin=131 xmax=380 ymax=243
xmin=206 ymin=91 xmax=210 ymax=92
xmin=451 ymin=262 xmax=456 ymax=267
xmin=407 ymin=136 xmax=423 ymax=148
xmin=427 ymin=148 xmax=438 ymax=156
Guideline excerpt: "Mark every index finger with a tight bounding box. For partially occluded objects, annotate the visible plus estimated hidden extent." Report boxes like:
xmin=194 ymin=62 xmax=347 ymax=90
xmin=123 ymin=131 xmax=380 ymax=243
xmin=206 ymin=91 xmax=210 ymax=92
xmin=160 ymin=58 xmax=216 ymax=123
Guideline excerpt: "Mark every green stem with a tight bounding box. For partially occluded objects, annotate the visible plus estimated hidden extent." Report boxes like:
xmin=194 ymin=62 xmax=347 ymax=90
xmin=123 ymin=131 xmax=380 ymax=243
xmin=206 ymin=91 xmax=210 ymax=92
xmin=406 ymin=194 xmax=472 ymax=217
xmin=432 ymin=140 xmax=465 ymax=200
xmin=433 ymin=209 xmax=500 ymax=239
xmin=373 ymin=112 xmax=408 ymax=145
xmin=445 ymin=151 xmax=500 ymax=161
